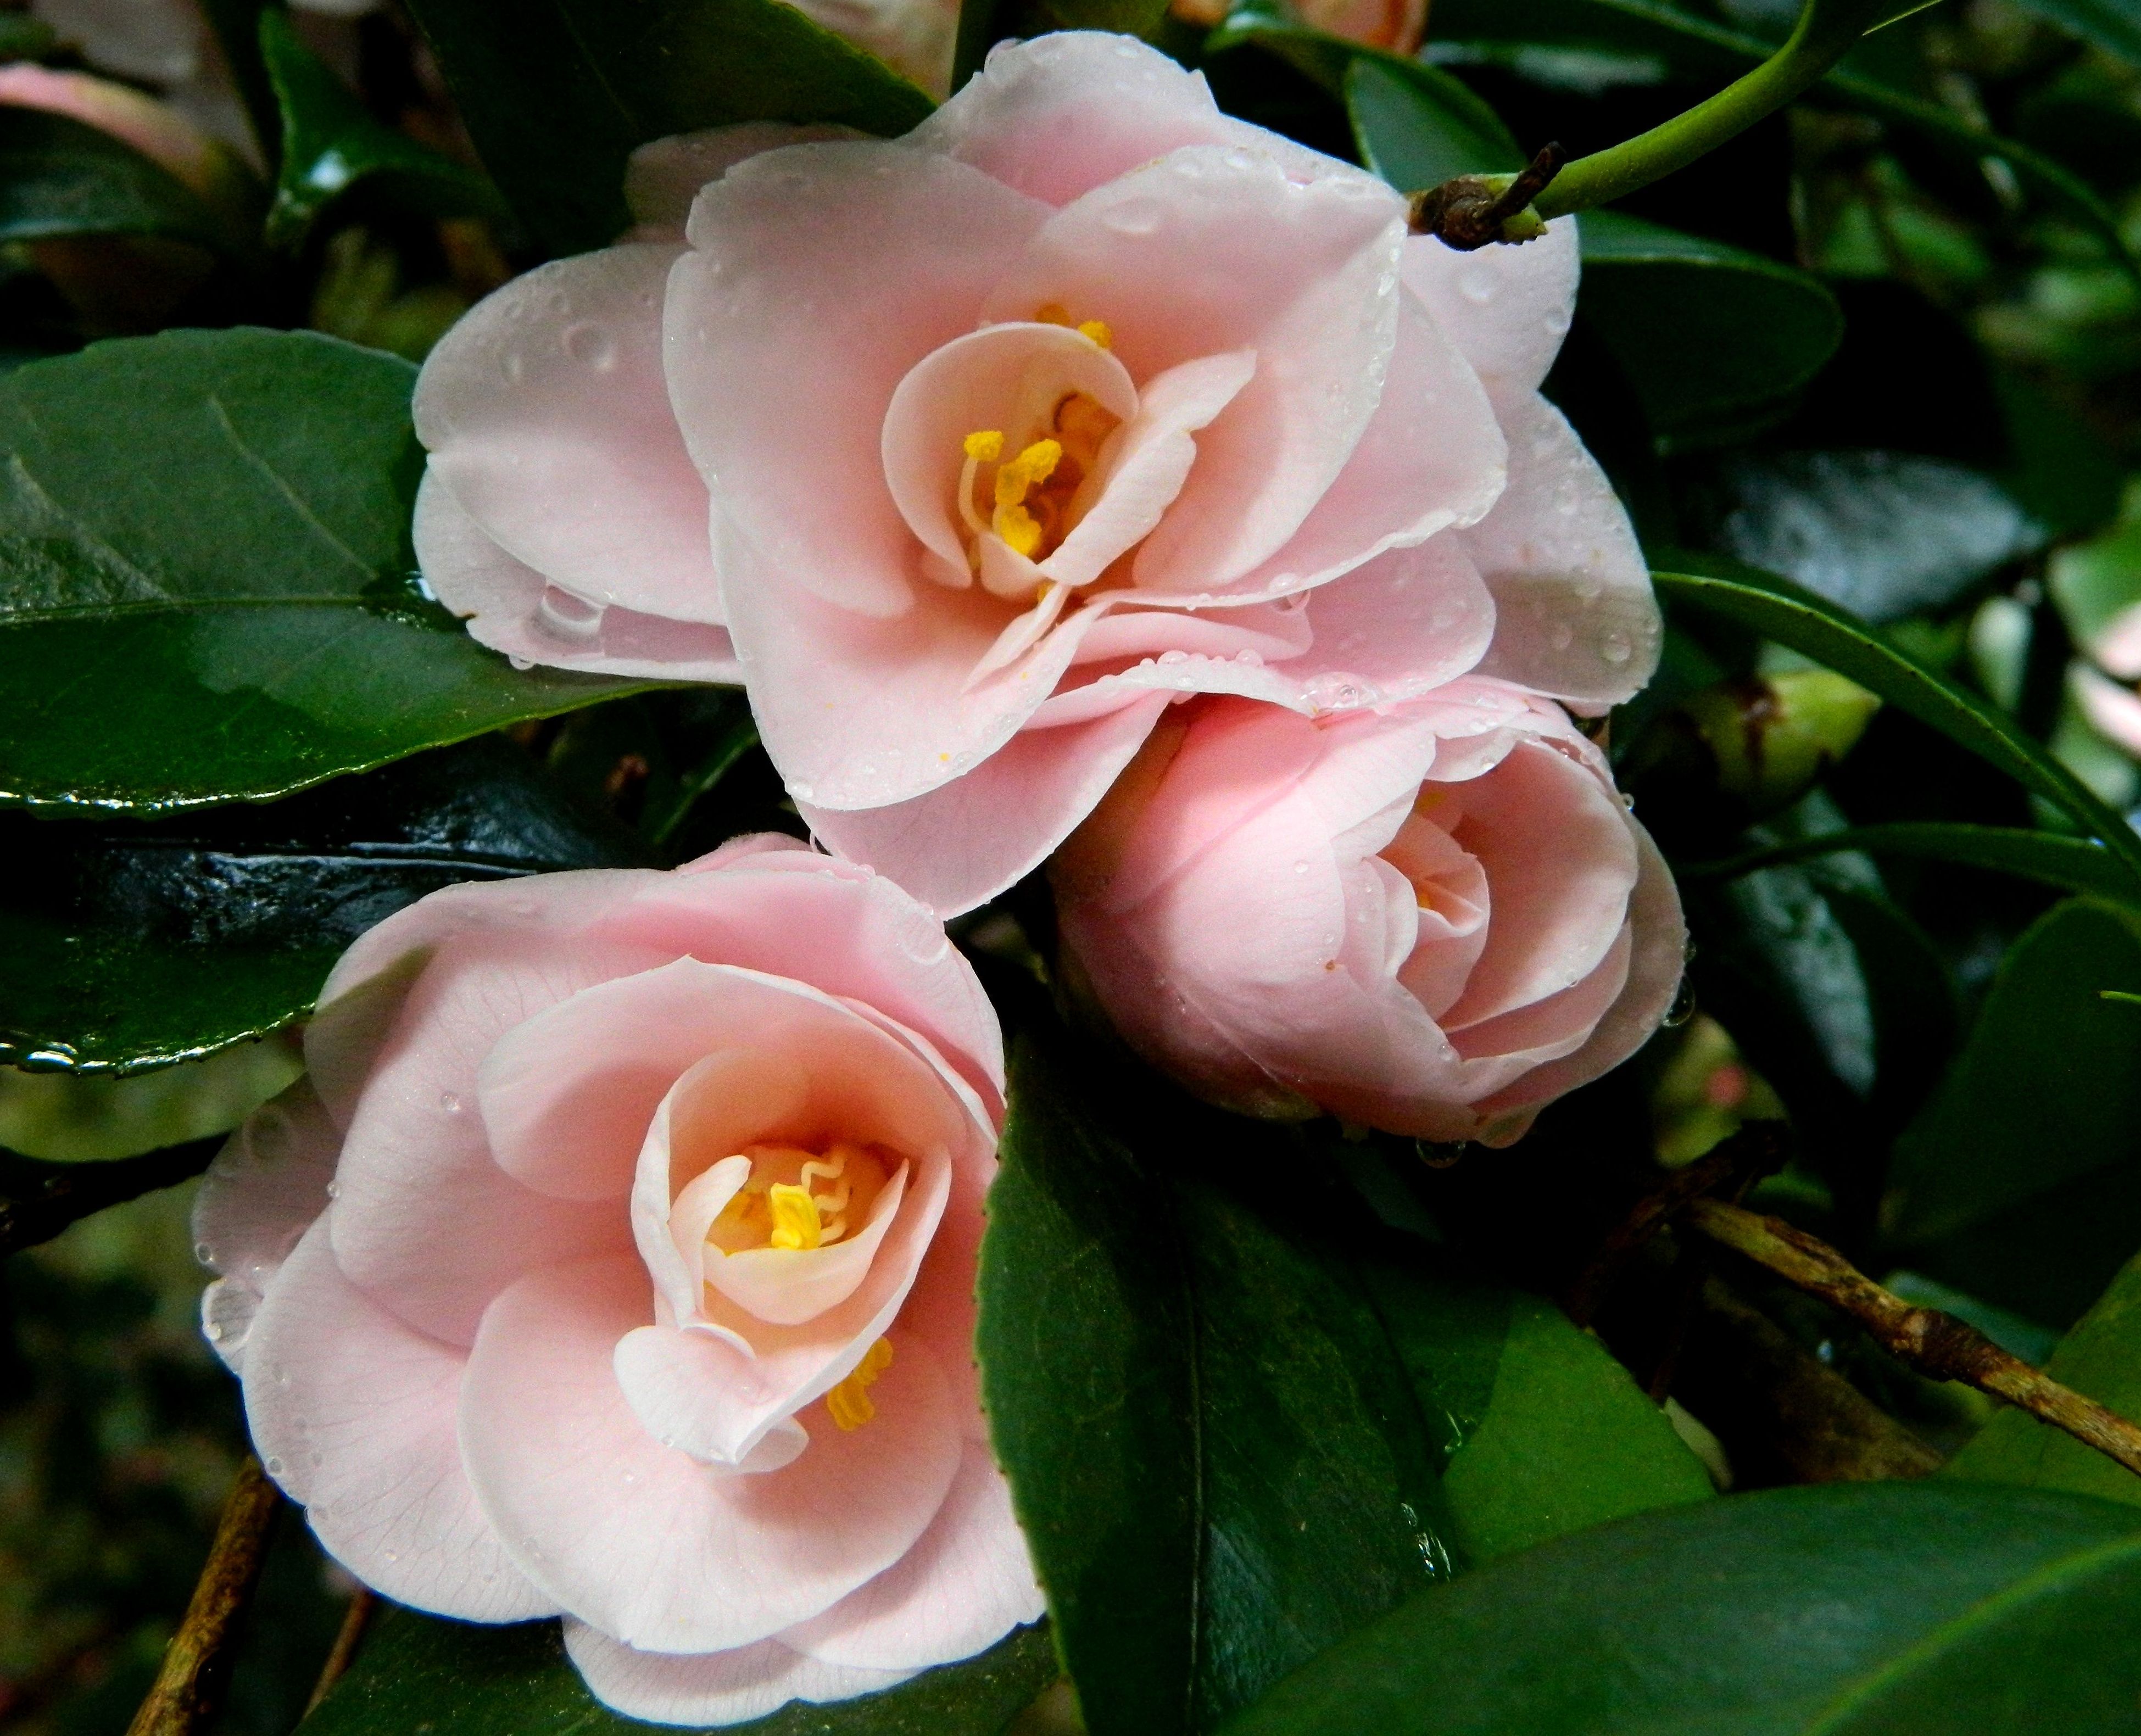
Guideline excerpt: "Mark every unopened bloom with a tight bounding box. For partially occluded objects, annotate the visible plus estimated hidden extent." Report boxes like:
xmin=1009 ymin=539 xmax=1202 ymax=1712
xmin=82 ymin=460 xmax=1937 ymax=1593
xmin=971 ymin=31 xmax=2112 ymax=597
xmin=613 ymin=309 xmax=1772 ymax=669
xmin=412 ymin=33 xmax=1658 ymax=914
xmin=194 ymin=838 xmax=1039 ymax=1726
xmin=1052 ymin=682 xmax=1686 ymax=1143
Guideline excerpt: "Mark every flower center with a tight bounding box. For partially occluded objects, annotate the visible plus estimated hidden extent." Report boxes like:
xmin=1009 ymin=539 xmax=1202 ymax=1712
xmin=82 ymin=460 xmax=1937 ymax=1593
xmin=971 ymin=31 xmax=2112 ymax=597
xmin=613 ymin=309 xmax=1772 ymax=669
xmin=705 ymin=1141 xmax=891 ymax=1255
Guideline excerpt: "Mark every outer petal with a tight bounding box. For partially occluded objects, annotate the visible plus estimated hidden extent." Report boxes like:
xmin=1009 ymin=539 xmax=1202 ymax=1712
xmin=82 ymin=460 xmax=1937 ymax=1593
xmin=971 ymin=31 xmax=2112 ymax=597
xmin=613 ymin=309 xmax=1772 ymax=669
xmin=415 ymin=244 xmax=723 ymax=623
xmin=1274 ymin=537 xmax=1497 ymax=712
xmin=413 ymin=475 xmax=741 ymax=684
xmin=194 ymin=1078 xmax=338 ymax=1374
xmin=1461 ymin=393 xmax=1659 ymax=709
xmin=782 ymin=1441 xmax=1043 ymax=1669
xmin=460 ymin=1255 xmax=963 ymax=1654
xmin=668 ymin=140 xmax=1050 ymax=619
xmin=1400 ymin=217 xmax=1578 ymax=401
xmin=626 ymin=123 xmax=865 ymax=238
xmin=242 ymin=1215 xmax=555 ymax=1622
xmin=982 ymin=145 xmax=1406 ymax=595
xmin=564 ymin=1626 xmax=913 ymax=1728
xmin=800 ymin=693 xmax=1172 ymax=916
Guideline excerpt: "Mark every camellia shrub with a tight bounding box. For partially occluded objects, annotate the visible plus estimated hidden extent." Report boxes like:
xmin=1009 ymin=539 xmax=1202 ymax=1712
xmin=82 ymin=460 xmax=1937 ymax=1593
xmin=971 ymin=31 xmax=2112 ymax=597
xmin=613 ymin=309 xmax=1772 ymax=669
xmin=11 ymin=0 xmax=2141 ymax=1731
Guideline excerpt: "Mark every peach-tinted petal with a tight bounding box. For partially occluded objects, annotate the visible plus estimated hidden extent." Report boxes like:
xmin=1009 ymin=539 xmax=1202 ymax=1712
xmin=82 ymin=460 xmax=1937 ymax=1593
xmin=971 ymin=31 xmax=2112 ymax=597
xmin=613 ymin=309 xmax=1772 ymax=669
xmin=413 ymin=475 xmax=741 ymax=683
xmin=1275 ymin=537 xmax=1497 ymax=712
xmin=1401 ymin=218 xmax=1578 ymax=401
xmin=460 ymin=1255 xmax=963 ymax=1653
xmin=783 ymin=1441 xmax=1043 ymax=1668
xmin=194 ymin=1079 xmax=336 ymax=1374
xmin=625 ymin=123 xmax=865 ymax=238
xmin=667 ymin=140 xmax=1050 ymax=619
xmin=242 ymin=1216 xmax=555 ymax=1622
xmin=983 ymin=145 xmax=1406 ymax=595
xmin=800 ymin=691 xmax=1172 ymax=916
xmin=415 ymin=244 xmax=722 ymax=623
xmin=563 ymin=1625 xmax=914 ymax=1728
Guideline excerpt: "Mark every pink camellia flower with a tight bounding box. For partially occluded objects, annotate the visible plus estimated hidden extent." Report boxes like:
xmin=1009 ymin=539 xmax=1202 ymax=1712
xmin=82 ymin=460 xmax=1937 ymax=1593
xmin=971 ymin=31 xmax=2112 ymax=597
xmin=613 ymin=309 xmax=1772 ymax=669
xmin=193 ymin=838 xmax=1040 ymax=1726
xmin=1051 ymin=680 xmax=1686 ymax=1143
xmin=411 ymin=32 xmax=1657 ymax=916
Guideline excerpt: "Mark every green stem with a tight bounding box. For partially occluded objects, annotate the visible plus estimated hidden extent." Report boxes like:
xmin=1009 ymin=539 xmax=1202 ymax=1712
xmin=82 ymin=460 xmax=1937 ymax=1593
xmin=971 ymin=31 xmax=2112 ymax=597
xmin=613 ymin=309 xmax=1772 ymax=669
xmin=1532 ymin=3 xmax=1887 ymax=220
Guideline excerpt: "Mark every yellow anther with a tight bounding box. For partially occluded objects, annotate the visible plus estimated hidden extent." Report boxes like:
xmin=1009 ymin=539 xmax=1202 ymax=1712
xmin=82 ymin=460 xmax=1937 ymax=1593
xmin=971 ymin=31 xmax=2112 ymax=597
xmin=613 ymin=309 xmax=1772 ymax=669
xmin=994 ymin=439 xmax=1062 ymax=508
xmin=1033 ymin=303 xmax=1072 ymax=326
xmin=995 ymin=502 xmax=1044 ymax=559
xmin=827 ymin=1339 xmax=895 ymax=1432
xmin=767 ymin=1182 xmax=823 ymax=1252
xmin=1078 ymin=319 xmax=1112 ymax=349
xmin=963 ymin=428 xmax=1004 ymax=462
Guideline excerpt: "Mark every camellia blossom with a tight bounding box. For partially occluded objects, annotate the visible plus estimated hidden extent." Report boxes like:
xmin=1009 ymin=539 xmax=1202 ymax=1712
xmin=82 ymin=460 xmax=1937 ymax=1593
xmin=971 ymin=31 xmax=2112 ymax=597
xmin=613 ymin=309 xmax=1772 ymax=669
xmin=193 ymin=838 xmax=1040 ymax=1726
xmin=411 ymin=32 xmax=1658 ymax=915
xmin=1051 ymin=680 xmax=1686 ymax=1143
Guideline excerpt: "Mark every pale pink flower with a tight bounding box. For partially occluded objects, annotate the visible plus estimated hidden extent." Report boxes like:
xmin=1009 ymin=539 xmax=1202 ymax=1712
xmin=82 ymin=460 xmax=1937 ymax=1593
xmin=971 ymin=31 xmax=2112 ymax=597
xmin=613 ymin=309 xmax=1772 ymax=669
xmin=412 ymin=34 xmax=1657 ymax=914
xmin=1052 ymin=680 xmax=1686 ymax=1143
xmin=194 ymin=838 xmax=1040 ymax=1727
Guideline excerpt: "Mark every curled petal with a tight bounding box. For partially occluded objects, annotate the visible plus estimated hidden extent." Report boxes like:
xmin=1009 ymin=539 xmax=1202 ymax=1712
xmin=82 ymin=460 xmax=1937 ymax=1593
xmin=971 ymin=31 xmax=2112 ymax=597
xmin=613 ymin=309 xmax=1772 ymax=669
xmin=564 ymin=1625 xmax=915 ymax=1728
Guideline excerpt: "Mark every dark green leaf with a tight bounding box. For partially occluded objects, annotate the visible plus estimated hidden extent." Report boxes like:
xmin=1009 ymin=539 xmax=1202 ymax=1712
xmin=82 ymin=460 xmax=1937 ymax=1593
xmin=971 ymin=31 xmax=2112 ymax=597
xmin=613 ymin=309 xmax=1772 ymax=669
xmin=1697 ymin=452 xmax=2042 ymax=622
xmin=0 ymin=15 xmax=56 ymax=60
xmin=0 ymin=328 xmax=653 ymax=814
xmin=2050 ymin=501 xmax=2141 ymax=651
xmin=0 ymin=736 xmax=639 ymax=1076
xmin=404 ymin=0 xmax=934 ymax=258
xmin=1344 ymin=58 xmax=1520 ymax=189
xmin=1947 ymin=1250 xmax=2141 ymax=1508
xmin=1576 ymin=215 xmax=1843 ymax=450
xmin=977 ymin=1032 xmax=1458 ymax=1735
xmin=0 ymin=107 xmax=233 ymax=250
xmin=1221 ymin=1484 xmax=2141 ymax=1736
xmin=1653 ymin=565 xmax=2141 ymax=886
xmin=1682 ymin=822 xmax=2141 ymax=905
xmin=954 ymin=0 xmax=1170 ymax=101
xmin=303 ymin=1605 xmax=1061 ymax=1735
xmin=1886 ymin=898 xmax=2141 ymax=1325
xmin=2007 ymin=0 xmax=2141 ymax=67
xmin=260 ymin=9 xmax=508 ymax=250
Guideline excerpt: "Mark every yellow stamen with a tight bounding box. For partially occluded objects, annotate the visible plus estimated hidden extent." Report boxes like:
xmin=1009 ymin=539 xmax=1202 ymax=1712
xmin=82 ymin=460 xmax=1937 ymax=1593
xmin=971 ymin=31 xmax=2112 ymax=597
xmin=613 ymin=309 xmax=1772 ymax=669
xmin=1078 ymin=319 xmax=1112 ymax=349
xmin=767 ymin=1182 xmax=823 ymax=1251
xmin=1033 ymin=303 xmax=1072 ymax=326
xmin=826 ymin=1339 xmax=895 ymax=1432
xmin=994 ymin=438 xmax=1062 ymax=507
xmin=994 ymin=501 xmax=1043 ymax=558
xmin=963 ymin=429 xmax=1004 ymax=462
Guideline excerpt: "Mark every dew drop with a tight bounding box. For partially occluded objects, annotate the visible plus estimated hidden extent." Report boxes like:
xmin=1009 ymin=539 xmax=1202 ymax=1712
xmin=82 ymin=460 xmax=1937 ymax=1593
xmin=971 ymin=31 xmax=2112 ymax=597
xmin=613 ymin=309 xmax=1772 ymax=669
xmin=1663 ymin=975 xmax=1698 ymax=1029
xmin=1157 ymin=648 xmax=1189 ymax=666
xmin=264 ymin=1456 xmax=285 ymax=1476
xmin=537 ymin=584 xmax=605 ymax=644
xmin=194 ymin=1241 xmax=214 ymax=1264
xmin=1601 ymin=630 xmax=1634 ymax=665
xmin=499 ymin=350 xmax=525 ymax=386
xmin=324 ymin=1179 xmax=341 ymax=1199
xmin=1102 ymin=197 xmax=1164 ymax=235
xmin=1293 ymin=860 xmax=1310 ymax=874
xmin=1458 ymin=261 xmax=1497 ymax=306
xmin=1549 ymin=623 xmax=1574 ymax=651
xmin=562 ymin=320 xmax=618 ymax=371
xmin=439 ymin=1091 xmax=463 ymax=1114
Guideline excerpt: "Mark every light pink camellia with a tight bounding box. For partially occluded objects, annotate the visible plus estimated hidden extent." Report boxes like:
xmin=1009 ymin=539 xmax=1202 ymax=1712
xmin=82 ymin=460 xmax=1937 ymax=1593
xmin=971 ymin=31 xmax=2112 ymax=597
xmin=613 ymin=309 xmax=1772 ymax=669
xmin=193 ymin=838 xmax=1041 ymax=1726
xmin=1051 ymin=681 xmax=1686 ymax=1144
xmin=411 ymin=32 xmax=1658 ymax=916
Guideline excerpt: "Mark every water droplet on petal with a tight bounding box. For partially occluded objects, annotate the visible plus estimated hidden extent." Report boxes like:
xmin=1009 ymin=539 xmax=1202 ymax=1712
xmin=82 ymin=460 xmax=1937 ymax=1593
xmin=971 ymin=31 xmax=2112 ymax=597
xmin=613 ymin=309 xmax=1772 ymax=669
xmin=1602 ymin=631 xmax=1634 ymax=665
xmin=537 ymin=585 xmax=605 ymax=644
xmin=1459 ymin=261 xmax=1497 ymax=305
xmin=440 ymin=1091 xmax=462 ymax=1114
xmin=264 ymin=1456 xmax=285 ymax=1476
xmin=562 ymin=321 xmax=618 ymax=370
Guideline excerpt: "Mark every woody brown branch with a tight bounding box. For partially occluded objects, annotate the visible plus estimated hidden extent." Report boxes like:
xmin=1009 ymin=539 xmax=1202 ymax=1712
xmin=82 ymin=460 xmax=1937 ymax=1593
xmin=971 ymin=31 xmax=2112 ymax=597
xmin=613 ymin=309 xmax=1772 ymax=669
xmin=1407 ymin=143 xmax=1565 ymax=251
xmin=125 ymin=1456 xmax=283 ymax=1736
xmin=1683 ymin=1197 xmax=2141 ymax=1481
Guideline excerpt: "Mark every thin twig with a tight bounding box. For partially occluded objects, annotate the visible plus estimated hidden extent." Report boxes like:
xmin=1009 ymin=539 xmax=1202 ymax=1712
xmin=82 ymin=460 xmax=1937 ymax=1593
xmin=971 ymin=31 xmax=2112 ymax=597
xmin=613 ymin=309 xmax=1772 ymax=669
xmin=125 ymin=1456 xmax=283 ymax=1736
xmin=1407 ymin=143 xmax=1565 ymax=250
xmin=1563 ymin=1122 xmax=1791 ymax=1326
xmin=1685 ymin=1198 xmax=2141 ymax=1480
xmin=1 ymin=1136 xmax=224 ymax=1258
xmin=303 ymin=1586 xmax=376 ymax=1716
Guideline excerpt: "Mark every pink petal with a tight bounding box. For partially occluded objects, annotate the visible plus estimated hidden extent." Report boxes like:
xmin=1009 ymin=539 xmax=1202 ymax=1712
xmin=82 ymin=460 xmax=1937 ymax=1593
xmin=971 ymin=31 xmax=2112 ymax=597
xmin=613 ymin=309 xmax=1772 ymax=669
xmin=2093 ymin=602 xmax=2141 ymax=682
xmin=1217 ymin=280 xmax=1504 ymax=602
xmin=612 ymin=1325 xmax=811 ymax=1475
xmin=194 ymin=1079 xmax=338 ymax=1374
xmin=242 ymin=1216 xmax=555 ymax=1621
xmin=800 ymin=692 xmax=1172 ymax=916
xmin=1462 ymin=392 xmax=1659 ymax=710
xmin=1276 ymin=537 xmax=1497 ymax=711
xmin=412 ymin=475 xmax=741 ymax=683
xmin=784 ymin=1441 xmax=1042 ymax=1669
xmin=415 ymin=243 xmax=723 ymax=623
xmin=910 ymin=31 xmax=1239 ymax=206
xmin=460 ymin=1255 xmax=963 ymax=1653
xmin=1401 ymin=217 xmax=1578 ymax=400
xmin=667 ymin=140 xmax=1049 ymax=619
xmin=564 ymin=1625 xmax=913 ymax=1727
xmin=626 ymin=124 xmax=866 ymax=238
xmin=982 ymin=146 xmax=1405 ymax=595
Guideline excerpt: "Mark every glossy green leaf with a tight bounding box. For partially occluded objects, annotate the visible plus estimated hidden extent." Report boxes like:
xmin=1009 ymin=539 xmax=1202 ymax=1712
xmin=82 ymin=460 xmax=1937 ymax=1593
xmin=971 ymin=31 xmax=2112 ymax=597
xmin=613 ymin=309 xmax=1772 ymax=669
xmin=1221 ymin=1483 xmax=2141 ymax=1736
xmin=303 ymin=1606 xmax=1061 ymax=1735
xmin=1701 ymin=452 xmax=2043 ymax=622
xmin=953 ymin=0 xmax=1170 ymax=99
xmin=1653 ymin=566 xmax=2141 ymax=887
xmin=0 ymin=107 xmax=232 ymax=250
xmin=977 ymin=1032 xmax=1459 ymax=1736
xmin=1887 ymin=898 xmax=2141 ymax=1326
xmin=1685 ymin=822 xmax=2141 ymax=903
xmin=1436 ymin=1296 xmax=1713 ymax=1561
xmin=0 ymin=737 xmax=639 ymax=1076
xmin=1342 ymin=52 xmax=1523 ymax=188
xmin=260 ymin=9 xmax=507 ymax=250
xmin=404 ymin=0 xmax=934 ymax=258
xmin=1947 ymin=1251 xmax=2141 ymax=1507
xmin=1577 ymin=214 xmax=1843 ymax=449
xmin=0 ymin=328 xmax=651 ymax=814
